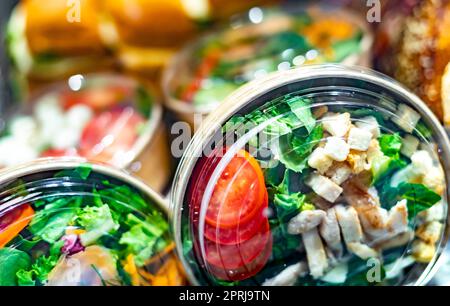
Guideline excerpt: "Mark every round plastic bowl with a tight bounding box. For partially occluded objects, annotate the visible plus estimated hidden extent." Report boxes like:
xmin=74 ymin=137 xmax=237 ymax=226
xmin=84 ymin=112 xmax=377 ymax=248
xmin=0 ymin=159 xmax=185 ymax=286
xmin=170 ymin=65 xmax=450 ymax=286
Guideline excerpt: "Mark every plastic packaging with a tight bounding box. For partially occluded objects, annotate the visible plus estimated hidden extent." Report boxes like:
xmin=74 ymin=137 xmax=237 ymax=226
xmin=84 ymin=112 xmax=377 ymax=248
xmin=0 ymin=159 xmax=185 ymax=286
xmin=170 ymin=65 xmax=450 ymax=286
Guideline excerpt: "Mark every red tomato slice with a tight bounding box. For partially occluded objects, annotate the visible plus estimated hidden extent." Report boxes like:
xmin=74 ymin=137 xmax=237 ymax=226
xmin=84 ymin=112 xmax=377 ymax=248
xmin=204 ymin=219 xmax=270 ymax=270
xmin=189 ymin=148 xmax=267 ymax=229
xmin=40 ymin=148 xmax=79 ymax=158
xmin=203 ymin=191 xmax=268 ymax=245
xmin=62 ymin=86 xmax=130 ymax=111
xmin=79 ymin=107 xmax=145 ymax=163
xmin=206 ymin=149 xmax=267 ymax=229
xmin=207 ymin=234 xmax=273 ymax=282
xmin=0 ymin=204 xmax=35 ymax=248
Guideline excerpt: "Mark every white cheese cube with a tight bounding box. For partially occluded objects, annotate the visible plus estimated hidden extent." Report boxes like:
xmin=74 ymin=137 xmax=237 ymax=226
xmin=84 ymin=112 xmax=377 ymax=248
xmin=391 ymin=104 xmax=421 ymax=133
xmin=329 ymin=164 xmax=352 ymax=185
xmin=355 ymin=116 xmax=380 ymax=138
xmin=401 ymin=135 xmax=419 ymax=158
xmin=308 ymin=147 xmax=333 ymax=174
xmin=306 ymin=173 xmax=343 ymax=203
xmin=322 ymin=112 xmax=351 ymax=137
xmin=324 ymin=137 xmax=350 ymax=162
xmin=347 ymin=127 xmax=372 ymax=151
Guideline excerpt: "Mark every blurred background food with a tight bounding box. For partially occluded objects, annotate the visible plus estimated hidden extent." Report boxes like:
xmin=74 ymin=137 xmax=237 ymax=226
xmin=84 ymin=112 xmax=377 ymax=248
xmin=163 ymin=4 xmax=373 ymax=127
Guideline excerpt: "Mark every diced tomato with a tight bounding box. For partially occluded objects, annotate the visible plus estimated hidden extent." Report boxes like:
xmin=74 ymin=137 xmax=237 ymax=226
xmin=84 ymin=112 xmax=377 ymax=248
xmin=40 ymin=148 xmax=79 ymax=158
xmin=207 ymin=234 xmax=273 ymax=282
xmin=62 ymin=86 xmax=130 ymax=111
xmin=0 ymin=204 xmax=35 ymax=248
xmin=78 ymin=107 xmax=145 ymax=163
xmin=204 ymin=220 xmax=270 ymax=270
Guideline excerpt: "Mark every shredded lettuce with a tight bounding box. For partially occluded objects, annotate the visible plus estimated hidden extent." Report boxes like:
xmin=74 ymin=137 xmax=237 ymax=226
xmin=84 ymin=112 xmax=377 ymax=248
xmin=119 ymin=214 xmax=168 ymax=267
xmin=372 ymin=133 xmax=407 ymax=185
xmin=76 ymin=205 xmax=120 ymax=245
xmin=275 ymin=124 xmax=323 ymax=173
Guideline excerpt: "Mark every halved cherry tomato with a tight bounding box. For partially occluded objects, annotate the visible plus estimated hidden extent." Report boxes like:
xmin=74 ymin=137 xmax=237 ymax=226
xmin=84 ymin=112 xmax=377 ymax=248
xmin=0 ymin=204 xmax=35 ymax=248
xmin=41 ymin=148 xmax=79 ymax=158
xmin=204 ymin=220 xmax=270 ymax=270
xmin=62 ymin=86 xmax=130 ymax=111
xmin=203 ymin=191 xmax=267 ymax=245
xmin=79 ymin=107 xmax=145 ymax=163
xmin=207 ymin=234 xmax=273 ymax=282
xmin=189 ymin=147 xmax=267 ymax=229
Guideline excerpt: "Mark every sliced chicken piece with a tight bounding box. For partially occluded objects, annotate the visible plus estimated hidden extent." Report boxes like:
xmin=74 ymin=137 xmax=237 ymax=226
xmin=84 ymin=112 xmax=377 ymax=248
xmin=375 ymin=231 xmax=414 ymax=250
xmin=343 ymin=180 xmax=389 ymax=240
xmin=347 ymin=242 xmax=379 ymax=260
xmin=416 ymin=221 xmax=443 ymax=245
xmin=288 ymin=210 xmax=326 ymax=235
xmin=334 ymin=204 xmax=363 ymax=244
xmin=386 ymin=200 xmax=409 ymax=235
xmin=262 ymin=262 xmax=308 ymax=286
xmin=306 ymin=173 xmax=343 ymax=203
xmin=319 ymin=207 xmax=343 ymax=257
xmin=302 ymin=228 xmax=329 ymax=279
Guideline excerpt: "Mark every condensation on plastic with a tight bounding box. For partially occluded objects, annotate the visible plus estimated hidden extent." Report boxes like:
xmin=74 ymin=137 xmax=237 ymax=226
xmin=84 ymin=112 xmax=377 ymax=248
xmin=170 ymin=65 xmax=450 ymax=286
xmin=162 ymin=4 xmax=374 ymax=124
xmin=0 ymin=160 xmax=185 ymax=286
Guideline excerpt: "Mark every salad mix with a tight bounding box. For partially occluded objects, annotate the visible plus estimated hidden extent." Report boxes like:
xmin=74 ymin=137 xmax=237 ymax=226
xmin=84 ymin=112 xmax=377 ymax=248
xmin=0 ymin=164 xmax=184 ymax=286
xmin=0 ymin=75 xmax=154 ymax=168
xmin=171 ymin=8 xmax=369 ymax=112
xmin=180 ymin=94 xmax=446 ymax=285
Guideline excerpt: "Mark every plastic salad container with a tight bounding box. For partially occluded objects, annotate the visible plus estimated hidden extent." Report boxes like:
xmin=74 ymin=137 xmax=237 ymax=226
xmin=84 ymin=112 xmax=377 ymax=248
xmin=162 ymin=5 xmax=373 ymax=126
xmin=170 ymin=65 xmax=450 ymax=286
xmin=0 ymin=159 xmax=185 ymax=286
xmin=0 ymin=74 xmax=171 ymax=192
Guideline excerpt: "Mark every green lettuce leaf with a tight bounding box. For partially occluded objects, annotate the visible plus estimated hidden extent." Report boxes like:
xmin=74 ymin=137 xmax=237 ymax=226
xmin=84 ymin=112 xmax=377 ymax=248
xmin=76 ymin=204 xmax=120 ymax=245
xmin=275 ymin=124 xmax=323 ymax=173
xmin=0 ymin=248 xmax=31 ymax=286
xmin=119 ymin=214 xmax=169 ymax=267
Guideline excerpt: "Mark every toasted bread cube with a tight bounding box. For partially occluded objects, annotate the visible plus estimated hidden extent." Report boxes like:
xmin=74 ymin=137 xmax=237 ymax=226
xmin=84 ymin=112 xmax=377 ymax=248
xmin=391 ymin=104 xmax=421 ymax=133
xmin=306 ymin=173 xmax=343 ymax=203
xmin=355 ymin=116 xmax=380 ymax=138
xmin=401 ymin=135 xmax=420 ymax=158
xmin=324 ymin=137 xmax=350 ymax=162
xmin=322 ymin=112 xmax=351 ymax=137
xmin=308 ymin=147 xmax=333 ymax=174
xmin=348 ymin=127 xmax=372 ymax=151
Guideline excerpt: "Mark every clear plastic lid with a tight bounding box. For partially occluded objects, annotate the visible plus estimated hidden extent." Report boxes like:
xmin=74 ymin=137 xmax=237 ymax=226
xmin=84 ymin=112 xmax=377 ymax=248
xmin=163 ymin=5 xmax=373 ymax=115
xmin=171 ymin=65 xmax=450 ymax=286
xmin=0 ymin=160 xmax=185 ymax=286
xmin=0 ymin=74 xmax=160 ymax=169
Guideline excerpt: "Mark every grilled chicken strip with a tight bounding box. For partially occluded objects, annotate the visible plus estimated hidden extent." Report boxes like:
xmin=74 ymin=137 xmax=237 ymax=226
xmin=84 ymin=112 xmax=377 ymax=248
xmin=262 ymin=262 xmax=308 ymax=286
xmin=288 ymin=210 xmax=326 ymax=235
xmin=334 ymin=204 xmax=363 ymax=244
xmin=319 ymin=207 xmax=343 ymax=257
xmin=302 ymin=228 xmax=329 ymax=279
